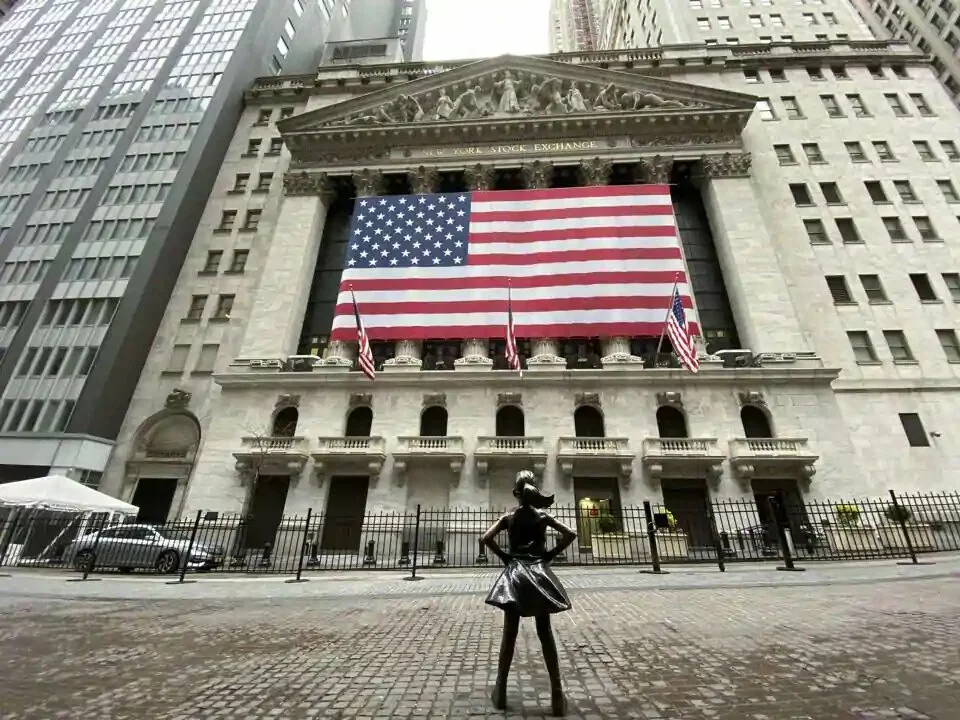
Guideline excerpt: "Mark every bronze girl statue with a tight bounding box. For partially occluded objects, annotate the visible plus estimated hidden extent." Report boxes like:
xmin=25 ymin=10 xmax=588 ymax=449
xmin=481 ymin=470 xmax=577 ymax=716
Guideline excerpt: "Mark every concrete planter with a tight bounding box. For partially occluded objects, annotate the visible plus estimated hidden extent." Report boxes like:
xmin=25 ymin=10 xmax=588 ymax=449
xmin=591 ymin=533 xmax=645 ymax=561
xmin=655 ymin=530 xmax=689 ymax=559
xmin=824 ymin=526 xmax=881 ymax=553
xmin=877 ymin=524 xmax=936 ymax=551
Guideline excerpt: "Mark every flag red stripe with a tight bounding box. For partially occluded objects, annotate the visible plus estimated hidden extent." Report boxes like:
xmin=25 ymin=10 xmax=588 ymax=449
xmin=334 ymin=295 xmax=694 ymax=316
xmin=471 ymin=205 xmax=675 ymax=222
xmin=342 ymin=270 xmax=688 ymax=292
xmin=472 ymin=185 xmax=669 ymax=202
xmin=332 ymin=322 xmax=702 ymax=342
xmin=472 ymin=247 xmax=682 ymax=265
xmin=469 ymin=226 xmax=678 ymax=244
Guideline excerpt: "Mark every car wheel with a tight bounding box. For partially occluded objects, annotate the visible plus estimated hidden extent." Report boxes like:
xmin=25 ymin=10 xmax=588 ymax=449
xmin=74 ymin=550 xmax=95 ymax=573
xmin=155 ymin=550 xmax=179 ymax=574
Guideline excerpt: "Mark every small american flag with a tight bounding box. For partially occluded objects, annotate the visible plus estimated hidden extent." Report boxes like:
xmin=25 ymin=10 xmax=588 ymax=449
xmin=331 ymin=186 xmax=696 ymax=340
xmin=666 ymin=286 xmax=699 ymax=374
xmin=505 ymin=285 xmax=520 ymax=371
xmin=351 ymin=289 xmax=375 ymax=380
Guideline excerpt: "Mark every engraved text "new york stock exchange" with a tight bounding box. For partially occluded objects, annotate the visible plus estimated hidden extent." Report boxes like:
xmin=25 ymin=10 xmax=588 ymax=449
xmin=416 ymin=140 xmax=601 ymax=157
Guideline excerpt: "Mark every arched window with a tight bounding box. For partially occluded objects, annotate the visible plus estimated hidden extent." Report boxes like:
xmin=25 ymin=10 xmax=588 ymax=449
xmin=573 ymin=405 xmax=605 ymax=438
xmin=741 ymin=405 xmax=773 ymax=438
xmin=420 ymin=405 xmax=448 ymax=436
xmin=656 ymin=406 xmax=688 ymax=438
xmin=344 ymin=406 xmax=373 ymax=437
xmin=272 ymin=406 xmax=299 ymax=437
xmin=495 ymin=405 xmax=525 ymax=436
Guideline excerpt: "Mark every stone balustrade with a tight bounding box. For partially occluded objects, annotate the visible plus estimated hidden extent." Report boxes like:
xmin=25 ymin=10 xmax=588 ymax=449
xmin=475 ymin=436 xmax=547 ymax=455
xmin=315 ymin=436 xmax=387 ymax=455
xmin=239 ymin=435 xmax=307 ymax=452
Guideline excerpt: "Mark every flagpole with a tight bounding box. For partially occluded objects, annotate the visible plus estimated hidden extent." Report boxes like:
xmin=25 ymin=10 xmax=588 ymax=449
xmin=654 ymin=274 xmax=681 ymax=361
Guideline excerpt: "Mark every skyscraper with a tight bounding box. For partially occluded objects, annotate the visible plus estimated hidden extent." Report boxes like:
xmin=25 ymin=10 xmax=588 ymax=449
xmin=848 ymin=0 xmax=960 ymax=107
xmin=0 ymin=0 xmax=342 ymax=485
xmin=338 ymin=0 xmax=426 ymax=62
xmin=549 ymin=0 xmax=602 ymax=53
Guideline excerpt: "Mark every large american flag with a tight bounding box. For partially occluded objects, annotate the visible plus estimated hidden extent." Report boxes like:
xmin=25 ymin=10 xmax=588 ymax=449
xmin=330 ymin=185 xmax=697 ymax=341
xmin=666 ymin=286 xmax=699 ymax=374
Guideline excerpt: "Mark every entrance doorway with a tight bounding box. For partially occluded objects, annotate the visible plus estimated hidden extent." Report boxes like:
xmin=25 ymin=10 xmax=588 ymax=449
xmin=752 ymin=478 xmax=808 ymax=550
xmin=320 ymin=476 xmax=369 ymax=551
xmin=244 ymin=476 xmax=290 ymax=550
xmin=573 ymin=477 xmax=622 ymax=550
xmin=662 ymin=479 xmax=713 ymax=550
xmin=131 ymin=478 xmax=178 ymax=524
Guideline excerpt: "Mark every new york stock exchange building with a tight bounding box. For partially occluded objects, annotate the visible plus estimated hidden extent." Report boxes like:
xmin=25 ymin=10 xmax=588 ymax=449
xmin=100 ymin=41 xmax=960 ymax=561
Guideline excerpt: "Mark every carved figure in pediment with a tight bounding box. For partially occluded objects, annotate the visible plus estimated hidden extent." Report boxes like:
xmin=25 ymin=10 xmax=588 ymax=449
xmin=397 ymin=94 xmax=424 ymax=122
xmin=495 ymin=72 xmax=521 ymax=114
xmin=528 ymin=77 xmax=566 ymax=114
xmin=620 ymin=90 xmax=685 ymax=110
xmin=566 ymin=83 xmax=588 ymax=112
xmin=451 ymin=86 xmax=483 ymax=118
xmin=594 ymin=83 xmax=621 ymax=111
xmin=434 ymin=90 xmax=454 ymax=120
xmin=376 ymin=102 xmax=397 ymax=123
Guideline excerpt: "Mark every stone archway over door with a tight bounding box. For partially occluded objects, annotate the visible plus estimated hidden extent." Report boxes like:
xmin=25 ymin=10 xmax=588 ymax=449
xmin=129 ymin=412 xmax=200 ymax=523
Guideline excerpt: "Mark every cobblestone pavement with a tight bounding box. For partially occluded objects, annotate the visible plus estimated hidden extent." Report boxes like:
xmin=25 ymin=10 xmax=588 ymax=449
xmin=2 ymin=570 xmax=960 ymax=720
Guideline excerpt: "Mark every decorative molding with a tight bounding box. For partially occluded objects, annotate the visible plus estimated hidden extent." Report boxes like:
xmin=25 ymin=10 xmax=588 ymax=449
xmin=700 ymin=151 xmax=753 ymax=179
xmin=638 ymin=154 xmax=672 ymax=184
xmin=575 ymin=392 xmax=601 ymax=408
xmin=276 ymin=393 xmax=301 ymax=408
xmin=282 ymin=171 xmax=332 ymax=197
xmin=497 ymin=392 xmax=522 ymax=407
xmin=631 ymin=132 xmax=740 ymax=148
xmin=737 ymin=391 xmax=765 ymax=407
xmin=348 ymin=393 xmax=372 ymax=408
xmin=705 ymin=462 xmax=723 ymax=490
xmin=409 ymin=165 xmax=438 ymax=194
xmin=522 ymin=160 xmax=552 ymax=189
xmin=164 ymin=388 xmax=191 ymax=410
xmin=464 ymin=163 xmax=496 ymax=191
xmin=423 ymin=393 xmax=447 ymax=408
xmin=579 ymin=157 xmax=612 ymax=186
xmin=351 ymin=168 xmax=384 ymax=197
xmin=656 ymin=391 xmax=683 ymax=408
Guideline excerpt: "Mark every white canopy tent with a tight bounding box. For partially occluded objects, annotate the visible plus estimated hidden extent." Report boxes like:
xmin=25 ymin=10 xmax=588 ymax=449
xmin=0 ymin=474 xmax=138 ymax=514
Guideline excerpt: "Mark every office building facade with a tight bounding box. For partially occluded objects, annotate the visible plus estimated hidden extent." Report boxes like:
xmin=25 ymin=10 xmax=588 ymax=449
xmin=0 ymin=0 xmax=338 ymax=486
xmin=549 ymin=0 xmax=602 ymax=53
xmin=337 ymin=0 xmax=426 ymax=62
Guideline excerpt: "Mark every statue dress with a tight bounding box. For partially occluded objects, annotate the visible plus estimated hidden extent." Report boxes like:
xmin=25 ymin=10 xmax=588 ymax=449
xmin=496 ymin=75 xmax=521 ymax=114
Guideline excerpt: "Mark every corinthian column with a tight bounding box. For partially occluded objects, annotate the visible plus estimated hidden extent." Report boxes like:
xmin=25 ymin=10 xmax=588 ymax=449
xmin=638 ymin=154 xmax=672 ymax=184
xmin=409 ymin=165 xmax=438 ymax=194
xmin=384 ymin=340 xmax=422 ymax=371
xmin=456 ymin=164 xmax=497 ymax=369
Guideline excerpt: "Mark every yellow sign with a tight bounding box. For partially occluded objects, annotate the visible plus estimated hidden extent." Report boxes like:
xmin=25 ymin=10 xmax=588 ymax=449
xmin=414 ymin=139 xmax=602 ymax=158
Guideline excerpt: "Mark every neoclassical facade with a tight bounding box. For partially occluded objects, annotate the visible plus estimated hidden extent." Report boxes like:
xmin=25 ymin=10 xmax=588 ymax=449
xmin=100 ymin=43 xmax=960 ymax=550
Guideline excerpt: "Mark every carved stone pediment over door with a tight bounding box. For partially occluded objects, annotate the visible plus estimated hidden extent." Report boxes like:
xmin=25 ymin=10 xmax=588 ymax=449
xmin=278 ymin=54 xmax=758 ymax=166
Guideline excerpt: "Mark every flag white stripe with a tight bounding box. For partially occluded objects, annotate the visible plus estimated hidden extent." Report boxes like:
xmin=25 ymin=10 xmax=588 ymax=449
xmin=471 ymin=194 xmax=671 ymax=213
xmin=333 ymin=308 xmax=694 ymax=330
xmin=469 ymin=215 xmax=677 ymax=234
xmin=338 ymin=283 xmax=693 ymax=306
xmin=342 ymin=258 xmax=687 ymax=280
xmin=470 ymin=235 xmax=681 ymax=256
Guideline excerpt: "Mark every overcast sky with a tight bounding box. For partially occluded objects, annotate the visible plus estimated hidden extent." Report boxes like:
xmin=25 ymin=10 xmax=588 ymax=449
xmin=421 ymin=0 xmax=551 ymax=61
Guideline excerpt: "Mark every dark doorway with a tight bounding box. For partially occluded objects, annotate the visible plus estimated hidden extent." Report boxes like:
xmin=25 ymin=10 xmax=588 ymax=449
xmin=272 ymin=407 xmax=299 ymax=436
xmin=420 ymin=405 xmax=448 ymax=436
xmin=662 ymin=479 xmax=712 ymax=549
xmin=656 ymin=406 xmax=688 ymax=438
xmin=753 ymin=478 xmax=808 ymax=552
xmin=320 ymin=476 xmax=370 ymax=551
xmin=244 ymin=476 xmax=290 ymax=550
xmin=345 ymin=406 xmax=373 ymax=436
xmin=495 ymin=405 xmax=525 ymax=436
xmin=131 ymin=478 xmax=178 ymax=524
xmin=574 ymin=405 xmax=605 ymax=438
xmin=741 ymin=406 xmax=773 ymax=438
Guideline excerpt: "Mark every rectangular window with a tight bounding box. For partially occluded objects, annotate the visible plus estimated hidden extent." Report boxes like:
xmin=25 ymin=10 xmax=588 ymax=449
xmin=943 ymin=273 xmax=960 ymax=302
xmin=194 ymin=344 xmax=219 ymax=373
xmin=186 ymin=295 xmax=207 ymax=320
xmin=232 ymin=174 xmax=249 ymax=192
xmin=790 ymin=183 xmax=813 ymax=205
xmin=894 ymin=180 xmax=918 ymax=202
xmin=940 ymin=140 xmax=959 ymax=160
xmin=744 ymin=69 xmax=760 ymax=83
xmin=846 ymin=94 xmax=870 ymax=117
xmin=899 ymin=413 xmax=930 ymax=447
xmin=825 ymin=275 xmax=853 ymax=303
xmin=256 ymin=173 xmax=273 ymax=192
xmin=820 ymin=182 xmax=843 ymax=204
xmin=276 ymin=37 xmax=289 ymax=57
xmin=243 ymin=209 xmax=262 ymax=231
xmin=845 ymin=141 xmax=868 ymax=162
xmin=821 ymin=94 xmax=843 ymax=117
xmin=831 ymin=65 xmax=849 ymax=79
xmin=782 ymin=96 xmax=803 ymax=118
xmin=245 ymin=139 xmax=261 ymax=156
xmin=802 ymin=143 xmax=824 ymax=163
xmin=229 ymin=250 xmax=249 ymax=273
xmin=213 ymin=295 xmax=234 ymax=319
xmin=835 ymin=218 xmax=861 ymax=243
xmin=909 ymin=93 xmax=933 ymax=116
xmin=774 ymin=144 xmax=796 ymax=164
xmin=865 ymin=181 xmax=888 ymax=202
xmin=883 ymin=330 xmax=914 ymax=362
xmin=860 ymin=275 xmax=888 ymax=303
xmin=847 ymin=331 xmax=878 ymax=363
xmin=938 ymin=179 xmax=959 ymax=202
xmin=873 ymin=141 xmax=895 ymax=161
xmin=202 ymin=251 xmax=222 ymax=273
xmin=936 ymin=329 xmax=960 ymax=363
xmin=217 ymin=210 xmax=237 ymax=231
xmin=697 ymin=17 xmax=710 ymax=30
xmin=807 ymin=66 xmax=824 ymax=81
xmin=913 ymin=216 xmax=938 ymax=241
xmin=280 ymin=107 xmax=294 ymax=119
xmin=268 ymin=138 xmax=283 ymax=155
xmin=914 ymin=141 xmax=936 ymax=161
xmin=883 ymin=216 xmax=907 ymax=241
xmin=868 ymin=65 xmax=884 ymax=79
xmin=885 ymin=93 xmax=908 ymax=116
xmin=803 ymin=218 xmax=829 ymax=244
xmin=756 ymin=99 xmax=775 ymax=120
xmin=910 ymin=273 xmax=938 ymax=301
xmin=168 ymin=344 xmax=189 ymax=373
xmin=256 ymin=109 xmax=272 ymax=125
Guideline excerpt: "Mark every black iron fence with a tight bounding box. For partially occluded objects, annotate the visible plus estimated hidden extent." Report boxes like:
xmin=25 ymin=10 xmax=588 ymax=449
xmin=1 ymin=490 xmax=959 ymax=578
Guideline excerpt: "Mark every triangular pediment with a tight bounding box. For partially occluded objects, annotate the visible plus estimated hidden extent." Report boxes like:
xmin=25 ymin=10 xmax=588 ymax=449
xmin=278 ymin=54 xmax=757 ymax=136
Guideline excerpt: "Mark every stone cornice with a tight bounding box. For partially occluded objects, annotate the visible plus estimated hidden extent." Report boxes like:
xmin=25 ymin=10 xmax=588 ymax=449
xmin=698 ymin=152 xmax=753 ymax=179
xmin=282 ymin=171 xmax=332 ymax=196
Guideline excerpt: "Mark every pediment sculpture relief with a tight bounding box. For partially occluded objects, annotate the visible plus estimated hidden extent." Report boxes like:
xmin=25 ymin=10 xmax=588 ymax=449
xmin=327 ymin=71 xmax=704 ymax=129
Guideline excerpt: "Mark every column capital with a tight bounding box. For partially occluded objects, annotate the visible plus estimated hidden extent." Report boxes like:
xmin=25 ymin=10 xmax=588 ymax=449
xmin=638 ymin=155 xmax=672 ymax=184
xmin=699 ymin=152 xmax=752 ymax=180
xmin=464 ymin=163 xmax=495 ymax=191
xmin=521 ymin=160 xmax=552 ymax=189
xmin=579 ymin=157 xmax=612 ymax=186
xmin=282 ymin=171 xmax=333 ymax=197
xmin=409 ymin=165 xmax=438 ymax=194
xmin=351 ymin=168 xmax=385 ymax=197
